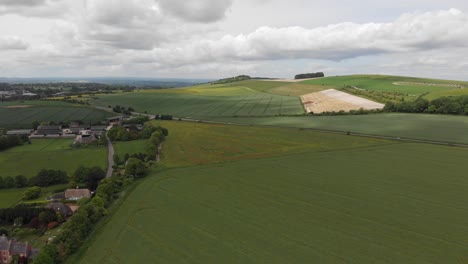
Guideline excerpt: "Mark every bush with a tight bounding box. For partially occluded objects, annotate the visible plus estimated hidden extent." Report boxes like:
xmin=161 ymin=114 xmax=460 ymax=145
xmin=23 ymin=186 xmax=42 ymax=200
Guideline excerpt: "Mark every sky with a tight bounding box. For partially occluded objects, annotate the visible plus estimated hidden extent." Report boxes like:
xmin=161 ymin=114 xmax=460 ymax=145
xmin=0 ymin=0 xmax=468 ymax=80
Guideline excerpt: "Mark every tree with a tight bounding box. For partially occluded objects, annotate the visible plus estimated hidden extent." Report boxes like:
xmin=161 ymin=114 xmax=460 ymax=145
xmin=31 ymin=251 xmax=54 ymax=264
xmin=125 ymin=158 xmax=146 ymax=178
xmin=72 ymin=166 xmax=89 ymax=183
xmin=0 ymin=177 xmax=4 ymax=189
xmin=39 ymin=210 xmax=57 ymax=225
xmin=32 ymin=120 xmax=40 ymax=130
xmin=0 ymin=228 xmax=8 ymax=236
xmin=14 ymin=217 xmax=24 ymax=227
xmin=14 ymin=175 xmax=28 ymax=188
xmin=3 ymin=176 xmax=15 ymax=188
xmin=86 ymin=167 xmax=105 ymax=191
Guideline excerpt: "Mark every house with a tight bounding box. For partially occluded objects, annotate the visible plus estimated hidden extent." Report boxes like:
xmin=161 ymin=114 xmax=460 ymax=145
xmin=6 ymin=129 xmax=32 ymax=136
xmin=45 ymin=202 xmax=73 ymax=217
xmin=64 ymin=189 xmax=92 ymax=200
xmin=0 ymin=235 xmax=32 ymax=264
xmin=123 ymin=124 xmax=144 ymax=131
xmin=46 ymin=192 xmax=65 ymax=201
xmin=36 ymin=125 xmax=62 ymax=135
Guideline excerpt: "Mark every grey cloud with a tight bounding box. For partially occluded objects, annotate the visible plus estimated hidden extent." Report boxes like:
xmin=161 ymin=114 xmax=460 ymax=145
xmin=0 ymin=36 xmax=29 ymax=50
xmin=0 ymin=0 xmax=47 ymax=6
xmin=158 ymin=0 xmax=233 ymax=22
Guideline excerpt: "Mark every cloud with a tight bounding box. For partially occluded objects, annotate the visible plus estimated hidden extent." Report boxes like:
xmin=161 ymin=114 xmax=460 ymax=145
xmin=158 ymin=0 xmax=233 ymax=22
xmin=156 ymin=8 xmax=468 ymax=63
xmin=0 ymin=0 xmax=70 ymax=17
xmin=0 ymin=0 xmax=47 ymax=6
xmin=0 ymin=36 xmax=29 ymax=50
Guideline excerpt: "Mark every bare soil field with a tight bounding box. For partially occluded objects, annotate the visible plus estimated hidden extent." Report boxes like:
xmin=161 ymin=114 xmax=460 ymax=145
xmin=2 ymin=105 xmax=34 ymax=108
xmin=301 ymin=89 xmax=385 ymax=113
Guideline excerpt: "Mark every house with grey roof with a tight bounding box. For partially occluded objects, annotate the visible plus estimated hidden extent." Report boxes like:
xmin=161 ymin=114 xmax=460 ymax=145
xmin=0 ymin=235 xmax=32 ymax=264
xmin=36 ymin=125 xmax=62 ymax=135
xmin=45 ymin=202 xmax=73 ymax=217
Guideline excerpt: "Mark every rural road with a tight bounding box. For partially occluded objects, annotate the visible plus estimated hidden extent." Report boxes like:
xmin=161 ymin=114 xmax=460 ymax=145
xmin=105 ymin=127 xmax=115 ymax=178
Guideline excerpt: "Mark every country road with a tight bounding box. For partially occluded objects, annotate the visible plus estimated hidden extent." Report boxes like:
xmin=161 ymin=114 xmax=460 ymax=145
xmin=105 ymin=127 xmax=115 ymax=178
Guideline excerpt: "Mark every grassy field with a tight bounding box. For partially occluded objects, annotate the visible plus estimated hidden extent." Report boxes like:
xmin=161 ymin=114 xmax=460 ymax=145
xmin=113 ymin=140 xmax=147 ymax=160
xmin=0 ymin=101 xmax=114 ymax=129
xmin=206 ymin=113 xmax=468 ymax=144
xmin=0 ymin=184 xmax=68 ymax=208
xmin=77 ymin=121 xmax=468 ymax=263
xmin=91 ymin=91 xmax=305 ymax=118
xmin=303 ymin=75 xmax=468 ymax=94
xmin=0 ymin=139 xmax=107 ymax=178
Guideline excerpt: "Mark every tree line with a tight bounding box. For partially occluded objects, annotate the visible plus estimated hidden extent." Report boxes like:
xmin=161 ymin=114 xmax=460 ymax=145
xmin=0 ymin=134 xmax=29 ymax=151
xmin=295 ymin=72 xmax=325 ymax=80
xmin=384 ymin=96 xmax=468 ymax=115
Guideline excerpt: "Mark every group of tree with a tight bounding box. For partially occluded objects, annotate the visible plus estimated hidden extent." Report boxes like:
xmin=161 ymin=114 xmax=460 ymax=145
xmin=0 ymin=170 xmax=68 ymax=190
xmin=71 ymin=166 xmax=106 ymax=191
xmin=112 ymin=105 xmax=134 ymax=115
xmin=29 ymin=169 xmax=68 ymax=187
xmin=108 ymin=123 xmax=167 ymax=142
xmin=0 ymin=134 xmax=29 ymax=151
xmin=384 ymin=96 xmax=468 ymax=115
xmin=0 ymin=207 xmax=56 ymax=225
xmin=294 ymin=72 xmax=325 ymax=80
xmin=211 ymin=75 xmax=251 ymax=84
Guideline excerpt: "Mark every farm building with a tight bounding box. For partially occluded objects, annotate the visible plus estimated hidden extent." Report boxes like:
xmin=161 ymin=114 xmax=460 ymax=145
xmin=45 ymin=202 xmax=73 ymax=217
xmin=90 ymin=126 xmax=107 ymax=136
xmin=63 ymin=125 xmax=90 ymax=134
xmin=0 ymin=235 xmax=33 ymax=264
xmin=6 ymin=129 xmax=32 ymax=136
xmin=74 ymin=133 xmax=98 ymax=144
xmin=64 ymin=189 xmax=92 ymax=200
xmin=107 ymin=116 xmax=125 ymax=125
xmin=36 ymin=125 xmax=62 ymax=135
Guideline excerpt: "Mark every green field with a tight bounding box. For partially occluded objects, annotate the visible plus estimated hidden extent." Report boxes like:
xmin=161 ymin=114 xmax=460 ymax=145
xmin=0 ymin=101 xmax=114 ymax=129
xmin=0 ymin=139 xmax=107 ymax=178
xmin=77 ymin=122 xmax=468 ymax=263
xmin=113 ymin=140 xmax=148 ymax=160
xmin=303 ymin=75 xmax=468 ymax=95
xmin=91 ymin=90 xmax=305 ymax=118
xmin=423 ymin=88 xmax=468 ymax=100
xmin=206 ymin=113 xmax=468 ymax=144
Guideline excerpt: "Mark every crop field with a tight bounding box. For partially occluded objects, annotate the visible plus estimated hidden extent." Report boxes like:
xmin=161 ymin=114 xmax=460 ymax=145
xmin=91 ymin=92 xmax=305 ymax=117
xmin=77 ymin=121 xmax=468 ymax=263
xmin=149 ymin=121 xmax=389 ymax=168
xmin=206 ymin=113 xmax=468 ymax=144
xmin=0 ymin=139 xmax=107 ymax=178
xmin=302 ymin=75 xmax=468 ymax=94
xmin=0 ymin=101 xmax=113 ymax=129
